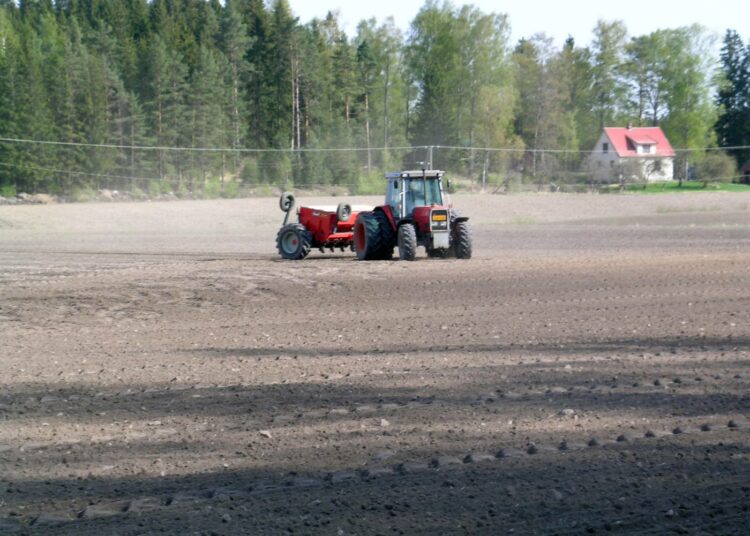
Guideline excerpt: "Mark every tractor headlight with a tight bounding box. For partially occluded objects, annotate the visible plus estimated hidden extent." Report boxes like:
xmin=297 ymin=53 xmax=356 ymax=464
xmin=430 ymin=210 xmax=449 ymax=231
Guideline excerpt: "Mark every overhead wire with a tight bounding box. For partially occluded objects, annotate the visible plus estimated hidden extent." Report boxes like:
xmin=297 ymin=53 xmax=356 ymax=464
xmin=2 ymin=136 xmax=750 ymax=154
xmin=0 ymin=137 xmax=426 ymax=153
xmin=1 ymin=137 xmax=748 ymax=192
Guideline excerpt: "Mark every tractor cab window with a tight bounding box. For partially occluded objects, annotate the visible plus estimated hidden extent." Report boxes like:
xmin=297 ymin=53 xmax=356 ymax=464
xmin=406 ymin=179 xmax=426 ymax=208
xmin=424 ymin=178 xmax=442 ymax=206
xmin=386 ymin=180 xmax=400 ymax=216
xmin=404 ymin=178 xmax=443 ymax=216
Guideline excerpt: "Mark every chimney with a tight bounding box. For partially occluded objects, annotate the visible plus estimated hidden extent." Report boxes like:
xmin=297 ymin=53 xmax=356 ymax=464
xmin=627 ymin=122 xmax=633 ymax=130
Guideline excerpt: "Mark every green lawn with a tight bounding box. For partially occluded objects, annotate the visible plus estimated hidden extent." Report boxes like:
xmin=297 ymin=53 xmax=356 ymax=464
xmin=624 ymin=181 xmax=750 ymax=194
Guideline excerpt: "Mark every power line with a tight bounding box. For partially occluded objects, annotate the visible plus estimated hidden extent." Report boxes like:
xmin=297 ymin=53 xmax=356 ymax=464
xmin=2 ymin=136 xmax=750 ymax=154
xmin=0 ymin=137 xmax=425 ymax=153
xmin=436 ymin=145 xmax=581 ymax=154
xmin=434 ymin=144 xmax=750 ymax=154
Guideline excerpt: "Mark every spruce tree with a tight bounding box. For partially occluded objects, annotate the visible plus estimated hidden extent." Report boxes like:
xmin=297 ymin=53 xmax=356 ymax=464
xmin=0 ymin=7 xmax=21 ymax=192
xmin=591 ymin=20 xmax=628 ymax=129
xmin=716 ymin=30 xmax=750 ymax=165
xmin=140 ymin=34 xmax=188 ymax=181
xmin=220 ymin=0 xmax=251 ymax=170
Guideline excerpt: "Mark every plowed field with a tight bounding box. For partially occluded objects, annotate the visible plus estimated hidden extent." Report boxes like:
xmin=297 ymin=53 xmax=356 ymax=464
xmin=1 ymin=193 xmax=749 ymax=534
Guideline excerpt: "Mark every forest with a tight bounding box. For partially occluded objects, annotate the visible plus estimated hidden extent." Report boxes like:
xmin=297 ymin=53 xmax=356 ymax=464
xmin=0 ymin=0 xmax=749 ymax=198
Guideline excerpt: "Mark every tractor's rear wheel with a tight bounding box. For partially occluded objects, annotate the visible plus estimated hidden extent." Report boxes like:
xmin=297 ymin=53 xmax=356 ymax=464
xmin=453 ymin=220 xmax=472 ymax=259
xmin=354 ymin=211 xmax=394 ymax=260
xmin=276 ymin=223 xmax=312 ymax=260
xmin=373 ymin=210 xmax=395 ymax=259
xmin=398 ymin=223 xmax=417 ymax=261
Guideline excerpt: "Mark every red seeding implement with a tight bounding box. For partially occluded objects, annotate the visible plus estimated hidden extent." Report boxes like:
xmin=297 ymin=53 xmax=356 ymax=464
xmin=276 ymin=170 xmax=472 ymax=261
xmin=276 ymin=192 xmax=370 ymax=260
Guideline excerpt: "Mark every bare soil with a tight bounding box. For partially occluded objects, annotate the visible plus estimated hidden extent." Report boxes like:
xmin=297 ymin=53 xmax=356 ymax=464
xmin=1 ymin=193 xmax=749 ymax=535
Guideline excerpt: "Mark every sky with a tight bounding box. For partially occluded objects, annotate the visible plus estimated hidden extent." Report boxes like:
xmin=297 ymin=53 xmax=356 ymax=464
xmin=286 ymin=0 xmax=746 ymax=47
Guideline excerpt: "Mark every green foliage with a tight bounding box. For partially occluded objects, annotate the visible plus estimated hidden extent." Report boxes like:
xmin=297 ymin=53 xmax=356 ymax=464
xmin=130 ymin=185 xmax=147 ymax=200
xmin=175 ymin=181 xmax=190 ymax=199
xmin=352 ymin=170 xmax=383 ymax=195
xmin=147 ymin=180 xmax=162 ymax=198
xmin=653 ymin=27 xmax=718 ymax=150
xmin=202 ymin=177 xmax=222 ymax=198
xmin=591 ymin=20 xmax=628 ymax=128
xmin=0 ymin=2 xmax=739 ymax=198
xmin=716 ymin=30 xmax=750 ymax=167
xmin=223 ymin=180 xmax=240 ymax=198
xmin=258 ymin=151 xmax=291 ymax=184
xmin=513 ymin=35 xmax=577 ymax=159
xmin=694 ymin=151 xmax=737 ymax=184
xmin=240 ymin=158 xmax=260 ymax=185
xmin=483 ymin=172 xmax=522 ymax=192
xmin=406 ymin=3 xmax=516 ymax=152
xmin=68 ymin=186 xmax=97 ymax=202
xmin=624 ymin=181 xmax=750 ymax=193
xmin=0 ymin=183 xmax=16 ymax=197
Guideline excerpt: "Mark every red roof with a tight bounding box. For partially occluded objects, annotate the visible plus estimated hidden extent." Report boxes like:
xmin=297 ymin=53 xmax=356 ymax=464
xmin=603 ymin=127 xmax=675 ymax=158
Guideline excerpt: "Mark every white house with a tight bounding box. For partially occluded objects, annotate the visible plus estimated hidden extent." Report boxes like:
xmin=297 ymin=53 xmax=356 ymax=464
xmin=590 ymin=126 xmax=675 ymax=182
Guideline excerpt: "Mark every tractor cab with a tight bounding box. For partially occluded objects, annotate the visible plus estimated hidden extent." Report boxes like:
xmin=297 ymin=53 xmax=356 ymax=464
xmin=385 ymin=170 xmax=446 ymax=220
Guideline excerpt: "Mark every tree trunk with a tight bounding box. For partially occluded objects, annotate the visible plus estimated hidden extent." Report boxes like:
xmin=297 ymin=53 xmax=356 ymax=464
xmin=365 ymin=92 xmax=371 ymax=173
xmin=383 ymin=57 xmax=390 ymax=170
xmin=232 ymin=65 xmax=240 ymax=171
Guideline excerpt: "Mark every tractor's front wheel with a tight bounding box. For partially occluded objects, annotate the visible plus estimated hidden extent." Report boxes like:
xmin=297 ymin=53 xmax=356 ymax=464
xmin=453 ymin=220 xmax=472 ymax=259
xmin=354 ymin=212 xmax=393 ymax=260
xmin=398 ymin=223 xmax=417 ymax=261
xmin=276 ymin=223 xmax=312 ymax=260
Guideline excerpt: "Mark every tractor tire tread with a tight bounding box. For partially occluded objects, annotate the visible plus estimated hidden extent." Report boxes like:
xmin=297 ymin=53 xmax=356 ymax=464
xmin=373 ymin=210 xmax=395 ymax=259
xmin=453 ymin=220 xmax=472 ymax=259
xmin=355 ymin=211 xmax=394 ymax=260
xmin=398 ymin=223 xmax=418 ymax=261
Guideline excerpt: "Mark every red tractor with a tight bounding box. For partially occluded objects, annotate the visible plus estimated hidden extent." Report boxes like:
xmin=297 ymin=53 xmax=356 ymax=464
xmin=353 ymin=170 xmax=472 ymax=261
xmin=275 ymin=170 xmax=471 ymax=261
xmin=276 ymin=192 xmax=371 ymax=260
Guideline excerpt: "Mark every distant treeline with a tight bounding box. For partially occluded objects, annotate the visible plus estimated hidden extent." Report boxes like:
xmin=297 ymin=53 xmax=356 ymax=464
xmin=0 ymin=0 xmax=748 ymax=195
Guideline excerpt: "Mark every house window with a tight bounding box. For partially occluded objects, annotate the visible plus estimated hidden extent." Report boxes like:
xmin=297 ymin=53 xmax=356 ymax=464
xmin=642 ymin=144 xmax=652 ymax=154
xmin=602 ymin=142 xmax=609 ymax=154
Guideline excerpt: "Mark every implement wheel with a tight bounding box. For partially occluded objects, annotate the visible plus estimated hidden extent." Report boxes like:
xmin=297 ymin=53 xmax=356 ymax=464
xmin=276 ymin=223 xmax=312 ymax=260
xmin=398 ymin=223 xmax=417 ymax=261
xmin=336 ymin=202 xmax=352 ymax=222
xmin=279 ymin=191 xmax=295 ymax=212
